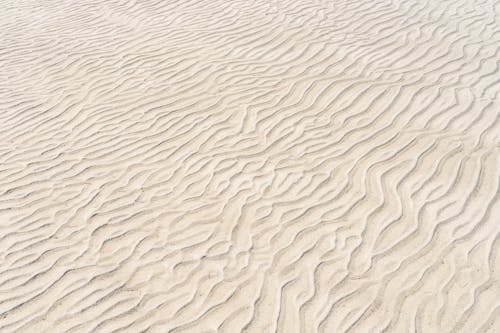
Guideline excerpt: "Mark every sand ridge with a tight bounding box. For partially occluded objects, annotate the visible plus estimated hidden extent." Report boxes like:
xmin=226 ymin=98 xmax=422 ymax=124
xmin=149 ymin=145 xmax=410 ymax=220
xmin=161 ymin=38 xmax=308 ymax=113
xmin=0 ymin=0 xmax=499 ymax=332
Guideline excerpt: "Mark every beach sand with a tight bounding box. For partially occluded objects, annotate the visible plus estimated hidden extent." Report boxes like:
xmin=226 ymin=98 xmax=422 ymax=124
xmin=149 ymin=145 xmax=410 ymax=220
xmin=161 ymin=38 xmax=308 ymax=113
xmin=1 ymin=0 xmax=499 ymax=332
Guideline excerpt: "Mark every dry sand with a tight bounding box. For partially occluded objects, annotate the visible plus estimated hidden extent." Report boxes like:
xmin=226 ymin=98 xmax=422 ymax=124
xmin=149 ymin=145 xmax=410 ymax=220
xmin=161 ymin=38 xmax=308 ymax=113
xmin=1 ymin=0 xmax=500 ymax=332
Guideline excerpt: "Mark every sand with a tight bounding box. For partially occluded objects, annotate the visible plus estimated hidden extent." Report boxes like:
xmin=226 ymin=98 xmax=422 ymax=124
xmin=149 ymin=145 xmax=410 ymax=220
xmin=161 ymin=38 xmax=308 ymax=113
xmin=0 ymin=0 xmax=499 ymax=332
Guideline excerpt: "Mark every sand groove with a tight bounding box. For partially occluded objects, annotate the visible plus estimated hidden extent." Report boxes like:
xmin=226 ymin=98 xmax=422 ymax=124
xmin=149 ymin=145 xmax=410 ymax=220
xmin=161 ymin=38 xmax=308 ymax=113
xmin=1 ymin=0 xmax=500 ymax=332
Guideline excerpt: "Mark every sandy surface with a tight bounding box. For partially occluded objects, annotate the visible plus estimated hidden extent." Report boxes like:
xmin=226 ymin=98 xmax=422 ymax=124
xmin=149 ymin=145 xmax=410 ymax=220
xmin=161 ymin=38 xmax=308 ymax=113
xmin=1 ymin=0 xmax=499 ymax=332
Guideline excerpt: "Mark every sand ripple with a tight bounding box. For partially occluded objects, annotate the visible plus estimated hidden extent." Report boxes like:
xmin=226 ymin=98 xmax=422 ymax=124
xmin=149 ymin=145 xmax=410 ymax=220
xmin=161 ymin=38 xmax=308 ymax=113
xmin=1 ymin=0 xmax=499 ymax=332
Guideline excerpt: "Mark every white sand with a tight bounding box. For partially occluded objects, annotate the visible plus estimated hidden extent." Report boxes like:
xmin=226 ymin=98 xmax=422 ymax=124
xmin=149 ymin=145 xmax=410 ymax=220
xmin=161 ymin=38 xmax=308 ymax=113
xmin=1 ymin=0 xmax=499 ymax=332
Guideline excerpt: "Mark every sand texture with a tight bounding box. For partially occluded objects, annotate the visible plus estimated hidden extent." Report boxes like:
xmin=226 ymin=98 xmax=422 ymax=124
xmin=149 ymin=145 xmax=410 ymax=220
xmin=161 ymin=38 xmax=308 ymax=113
xmin=1 ymin=0 xmax=500 ymax=332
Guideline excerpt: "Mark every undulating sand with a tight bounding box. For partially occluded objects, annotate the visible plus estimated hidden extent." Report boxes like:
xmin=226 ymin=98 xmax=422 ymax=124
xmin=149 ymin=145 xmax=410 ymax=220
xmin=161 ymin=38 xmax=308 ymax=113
xmin=1 ymin=0 xmax=500 ymax=332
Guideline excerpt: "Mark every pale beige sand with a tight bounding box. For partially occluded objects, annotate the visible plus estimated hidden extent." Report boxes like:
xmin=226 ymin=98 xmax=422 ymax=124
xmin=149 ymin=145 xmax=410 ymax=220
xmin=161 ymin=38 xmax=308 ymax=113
xmin=1 ymin=0 xmax=499 ymax=332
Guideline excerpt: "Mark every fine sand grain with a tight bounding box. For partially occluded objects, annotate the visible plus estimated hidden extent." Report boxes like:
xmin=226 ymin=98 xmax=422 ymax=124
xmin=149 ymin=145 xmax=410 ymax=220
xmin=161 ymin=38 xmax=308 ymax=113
xmin=1 ymin=0 xmax=500 ymax=332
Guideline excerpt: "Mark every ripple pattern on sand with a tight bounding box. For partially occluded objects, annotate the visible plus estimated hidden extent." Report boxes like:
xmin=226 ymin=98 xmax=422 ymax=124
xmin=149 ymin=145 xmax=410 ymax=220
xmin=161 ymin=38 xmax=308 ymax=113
xmin=1 ymin=0 xmax=500 ymax=332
